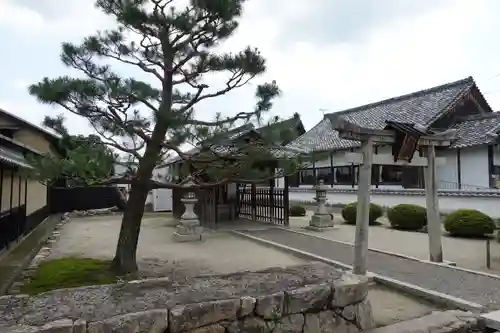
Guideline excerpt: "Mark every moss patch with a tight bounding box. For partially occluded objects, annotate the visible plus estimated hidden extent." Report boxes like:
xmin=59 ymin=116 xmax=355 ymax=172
xmin=21 ymin=258 xmax=118 ymax=294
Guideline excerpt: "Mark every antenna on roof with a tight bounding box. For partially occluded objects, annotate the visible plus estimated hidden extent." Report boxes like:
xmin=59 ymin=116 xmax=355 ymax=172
xmin=319 ymin=108 xmax=328 ymax=116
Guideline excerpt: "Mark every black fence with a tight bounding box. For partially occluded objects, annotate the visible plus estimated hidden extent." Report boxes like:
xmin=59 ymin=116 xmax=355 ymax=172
xmin=49 ymin=186 xmax=126 ymax=213
xmin=0 ymin=205 xmax=26 ymax=252
xmin=0 ymin=205 xmax=51 ymax=253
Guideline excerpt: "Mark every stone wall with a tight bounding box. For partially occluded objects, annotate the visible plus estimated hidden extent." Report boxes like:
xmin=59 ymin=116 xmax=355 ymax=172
xmin=0 ymin=263 xmax=375 ymax=333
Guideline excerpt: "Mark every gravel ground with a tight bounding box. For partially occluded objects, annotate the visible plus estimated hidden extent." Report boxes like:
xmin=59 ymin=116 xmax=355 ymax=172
xmin=289 ymin=210 xmax=500 ymax=273
xmin=46 ymin=214 xmax=304 ymax=279
xmin=242 ymin=228 xmax=500 ymax=310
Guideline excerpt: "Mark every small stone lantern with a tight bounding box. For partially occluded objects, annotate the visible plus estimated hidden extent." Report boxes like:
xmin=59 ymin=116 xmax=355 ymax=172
xmin=173 ymin=177 xmax=203 ymax=242
xmin=307 ymin=179 xmax=335 ymax=231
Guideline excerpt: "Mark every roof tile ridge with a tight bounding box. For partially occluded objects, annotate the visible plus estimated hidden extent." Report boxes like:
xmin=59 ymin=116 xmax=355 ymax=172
xmin=324 ymin=76 xmax=474 ymax=118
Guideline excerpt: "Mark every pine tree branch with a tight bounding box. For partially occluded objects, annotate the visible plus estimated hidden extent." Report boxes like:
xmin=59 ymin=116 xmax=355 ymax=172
xmin=100 ymin=166 xmax=300 ymax=190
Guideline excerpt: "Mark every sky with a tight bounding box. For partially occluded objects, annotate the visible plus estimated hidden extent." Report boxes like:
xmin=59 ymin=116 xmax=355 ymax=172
xmin=2 ymin=0 xmax=500 ymax=137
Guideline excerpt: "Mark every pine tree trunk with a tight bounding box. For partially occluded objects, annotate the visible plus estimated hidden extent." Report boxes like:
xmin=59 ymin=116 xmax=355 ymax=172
xmin=111 ymin=180 xmax=150 ymax=275
xmin=111 ymin=145 xmax=165 ymax=275
xmin=112 ymin=45 xmax=173 ymax=275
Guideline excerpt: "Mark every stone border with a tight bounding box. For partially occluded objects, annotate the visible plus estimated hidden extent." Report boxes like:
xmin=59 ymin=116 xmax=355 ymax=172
xmin=232 ymin=230 xmax=486 ymax=313
xmin=0 ymin=265 xmax=378 ymax=333
xmin=7 ymin=213 xmax=71 ymax=294
xmin=278 ymin=227 xmax=500 ymax=281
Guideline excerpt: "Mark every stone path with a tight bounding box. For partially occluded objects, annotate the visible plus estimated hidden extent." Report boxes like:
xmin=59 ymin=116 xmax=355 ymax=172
xmin=241 ymin=228 xmax=500 ymax=310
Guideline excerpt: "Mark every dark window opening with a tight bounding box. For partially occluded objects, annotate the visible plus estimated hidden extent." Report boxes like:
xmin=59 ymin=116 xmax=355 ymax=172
xmin=381 ymin=165 xmax=403 ymax=184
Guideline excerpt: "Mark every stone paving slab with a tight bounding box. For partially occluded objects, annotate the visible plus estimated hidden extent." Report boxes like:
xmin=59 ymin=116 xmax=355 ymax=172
xmin=241 ymin=228 xmax=500 ymax=310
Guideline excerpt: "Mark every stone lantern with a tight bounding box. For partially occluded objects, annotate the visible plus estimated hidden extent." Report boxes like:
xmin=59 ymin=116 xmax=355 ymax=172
xmin=307 ymin=179 xmax=335 ymax=231
xmin=173 ymin=177 xmax=203 ymax=242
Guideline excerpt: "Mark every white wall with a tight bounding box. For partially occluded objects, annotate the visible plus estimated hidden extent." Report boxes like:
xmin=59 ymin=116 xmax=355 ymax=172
xmin=435 ymin=149 xmax=458 ymax=189
xmin=460 ymin=146 xmax=490 ymax=188
xmin=276 ymin=146 xmax=495 ymax=190
xmin=289 ymin=189 xmax=500 ymax=217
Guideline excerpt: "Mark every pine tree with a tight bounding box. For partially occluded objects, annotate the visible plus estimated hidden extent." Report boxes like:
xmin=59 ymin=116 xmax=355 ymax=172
xmin=29 ymin=0 xmax=300 ymax=274
xmin=26 ymin=115 xmax=117 ymax=187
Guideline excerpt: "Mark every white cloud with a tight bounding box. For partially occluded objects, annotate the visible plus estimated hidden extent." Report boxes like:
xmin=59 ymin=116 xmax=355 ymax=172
xmin=1 ymin=0 xmax=500 ymax=137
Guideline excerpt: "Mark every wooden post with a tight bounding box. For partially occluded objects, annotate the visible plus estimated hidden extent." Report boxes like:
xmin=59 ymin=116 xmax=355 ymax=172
xmin=353 ymin=137 xmax=374 ymax=275
xmin=330 ymin=153 xmax=334 ymax=187
xmin=283 ymin=176 xmax=290 ymax=226
xmin=251 ymin=183 xmax=257 ymax=221
xmin=424 ymin=145 xmax=443 ymax=262
xmin=486 ymin=238 xmax=491 ymax=269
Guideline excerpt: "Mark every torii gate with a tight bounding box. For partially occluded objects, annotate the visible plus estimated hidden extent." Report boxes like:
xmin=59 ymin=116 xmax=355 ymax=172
xmin=330 ymin=117 xmax=457 ymax=275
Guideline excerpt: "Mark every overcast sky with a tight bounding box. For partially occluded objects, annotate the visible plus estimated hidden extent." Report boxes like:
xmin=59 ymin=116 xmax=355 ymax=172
xmin=2 ymin=0 xmax=500 ymax=137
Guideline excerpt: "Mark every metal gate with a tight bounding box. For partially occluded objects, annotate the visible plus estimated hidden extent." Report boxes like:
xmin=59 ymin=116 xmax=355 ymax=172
xmin=236 ymin=178 xmax=289 ymax=226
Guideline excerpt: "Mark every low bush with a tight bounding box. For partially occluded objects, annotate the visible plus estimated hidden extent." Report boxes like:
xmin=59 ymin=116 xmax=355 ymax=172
xmin=290 ymin=205 xmax=306 ymax=217
xmin=388 ymin=204 xmax=427 ymax=231
xmin=341 ymin=202 xmax=383 ymax=225
xmin=443 ymin=209 xmax=495 ymax=237
xmin=21 ymin=258 xmax=118 ymax=294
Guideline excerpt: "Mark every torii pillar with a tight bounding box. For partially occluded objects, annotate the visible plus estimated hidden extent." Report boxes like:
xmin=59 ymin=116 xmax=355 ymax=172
xmin=331 ymin=118 xmax=456 ymax=274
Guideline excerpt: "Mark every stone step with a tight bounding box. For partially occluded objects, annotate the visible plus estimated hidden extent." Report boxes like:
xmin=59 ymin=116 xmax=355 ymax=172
xmin=481 ymin=310 xmax=500 ymax=330
xmin=365 ymin=310 xmax=479 ymax=333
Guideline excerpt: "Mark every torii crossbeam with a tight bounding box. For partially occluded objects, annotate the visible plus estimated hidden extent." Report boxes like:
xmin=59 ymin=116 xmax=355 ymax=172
xmin=330 ymin=117 xmax=457 ymax=275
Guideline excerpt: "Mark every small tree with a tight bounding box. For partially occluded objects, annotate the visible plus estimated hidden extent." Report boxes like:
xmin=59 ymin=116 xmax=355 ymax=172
xmin=26 ymin=115 xmax=117 ymax=187
xmin=29 ymin=0 xmax=300 ymax=274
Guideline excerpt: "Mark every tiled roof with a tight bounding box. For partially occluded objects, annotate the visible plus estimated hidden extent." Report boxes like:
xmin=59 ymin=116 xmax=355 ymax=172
xmin=161 ymin=115 xmax=306 ymax=166
xmin=286 ymin=118 xmax=358 ymax=153
xmin=287 ymin=77 xmax=476 ymax=152
xmin=0 ymin=145 xmax=31 ymax=168
xmin=0 ymin=108 xmax=60 ymax=142
xmin=450 ymin=113 xmax=500 ymax=148
xmin=256 ymin=113 xmax=304 ymax=143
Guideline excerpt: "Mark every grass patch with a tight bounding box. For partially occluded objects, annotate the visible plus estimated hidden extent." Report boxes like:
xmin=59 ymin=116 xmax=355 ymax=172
xmin=21 ymin=258 xmax=118 ymax=294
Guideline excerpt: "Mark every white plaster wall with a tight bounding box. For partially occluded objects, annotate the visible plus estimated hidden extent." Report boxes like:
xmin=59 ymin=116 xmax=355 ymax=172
xmin=435 ymin=149 xmax=458 ymax=189
xmin=289 ymin=190 xmax=500 ymax=217
xmin=460 ymin=146 xmax=490 ymax=188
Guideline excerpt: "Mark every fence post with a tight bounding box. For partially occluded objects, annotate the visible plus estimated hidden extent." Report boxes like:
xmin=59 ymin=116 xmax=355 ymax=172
xmin=251 ymin=183 xmax=257 ymax=221
xmin=486 ymin=238 xmax=491 ymax=269
xmin=283 ymin=176 xmax=289 ymax=226
xmin=269 ymin=179 xmax=275 ymax=221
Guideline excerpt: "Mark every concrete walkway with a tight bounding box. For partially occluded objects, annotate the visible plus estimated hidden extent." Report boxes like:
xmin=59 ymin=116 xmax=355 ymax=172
xmin=240 ymin=228 xmax=500 ymax=310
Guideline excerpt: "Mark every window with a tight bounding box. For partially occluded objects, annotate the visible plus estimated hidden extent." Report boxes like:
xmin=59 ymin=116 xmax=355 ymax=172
xmin=492 ymin=166 xmax=500 ymax=188
xmin=371 ymin=165 xmax=379 ymax=185
xmin=316 ymin=167 xmax=333 ymax=184
xmin=335 ymin=166 xmax=355 ymax=185
xmin=300 ymin=168 xmax=315 ymax=185
xmin=380 ymin=165 xmax=403 ymax=184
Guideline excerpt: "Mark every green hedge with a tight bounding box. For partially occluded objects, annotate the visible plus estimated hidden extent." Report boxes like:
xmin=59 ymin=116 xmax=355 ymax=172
xmin=289 ymin=205 xmax=306 ymax=217
xmin=388 ymin=204 xmax=427 ymax=231
xmin=341 ymin=202 xmax=383 ymax=225
xmin=444 ymin=209 xmax=495 ymax=237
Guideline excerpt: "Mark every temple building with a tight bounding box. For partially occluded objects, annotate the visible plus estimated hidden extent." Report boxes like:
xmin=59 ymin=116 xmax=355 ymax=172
xmin=282 ymin=77 xmax=500 ymax=190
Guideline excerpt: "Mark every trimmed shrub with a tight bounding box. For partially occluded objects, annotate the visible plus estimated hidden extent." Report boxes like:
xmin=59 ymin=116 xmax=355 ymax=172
xmin=341 ymin=202 xmax=383 ymax=225
xmin=444 ymin=209 xmax=495 ymax=237
xmin=388 ymin=204 xmax=427 ymax=231
xmin=290 ymin=205 xmax=306 ymax=217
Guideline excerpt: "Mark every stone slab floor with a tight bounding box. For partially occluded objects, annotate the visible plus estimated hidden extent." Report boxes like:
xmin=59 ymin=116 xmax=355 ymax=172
xmin=41 ymin=213 xmax=437 ymax=327
xmin=290 ymin=209 xmax=500 ymax=273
